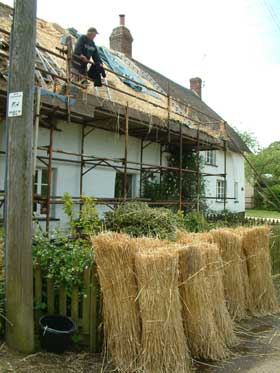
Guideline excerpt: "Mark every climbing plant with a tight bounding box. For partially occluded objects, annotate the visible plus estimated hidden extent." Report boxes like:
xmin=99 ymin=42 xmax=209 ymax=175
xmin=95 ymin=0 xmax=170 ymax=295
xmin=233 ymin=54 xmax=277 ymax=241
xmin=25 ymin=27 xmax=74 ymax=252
xmin=142 ymin=143 xmax=206 ymax=211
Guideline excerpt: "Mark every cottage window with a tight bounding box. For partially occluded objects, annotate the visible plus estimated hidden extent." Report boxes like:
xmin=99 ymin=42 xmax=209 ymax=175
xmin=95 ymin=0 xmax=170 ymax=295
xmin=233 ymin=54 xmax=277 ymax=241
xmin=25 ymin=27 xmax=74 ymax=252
xmin=205 ymin=150 xmax=216 ymax=166
xmin=33 ymin=168 xmax=55 ymax=216
xmin=234 ymin=182 xmax=239 ymax=201
xmin=115 ymin=172 xmax=135 ymax=198
xmin=216 ymin=179 xmax=226 ymax=201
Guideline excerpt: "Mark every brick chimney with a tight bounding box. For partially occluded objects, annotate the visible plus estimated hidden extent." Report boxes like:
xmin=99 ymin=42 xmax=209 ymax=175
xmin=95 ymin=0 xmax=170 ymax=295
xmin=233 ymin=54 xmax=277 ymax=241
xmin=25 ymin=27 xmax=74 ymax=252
xmin=109 ymin=14 xmax=133 ymax=58
xmin=190 ymin=77 xmax=202 ymax=99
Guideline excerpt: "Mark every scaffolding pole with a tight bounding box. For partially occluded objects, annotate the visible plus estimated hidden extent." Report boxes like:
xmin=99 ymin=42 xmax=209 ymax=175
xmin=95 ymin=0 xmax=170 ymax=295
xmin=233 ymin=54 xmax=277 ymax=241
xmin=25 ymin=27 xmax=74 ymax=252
xmin=223 ymin=140 xmax=227 ymax=211
xmin=80 ymin=124 xmax=85 ymax=203
xmin=46 ymin=124 xmax=54 ymax=232
xmin=196 ymin=129 xmax=200 ymax=212
xmin=159 ymin=143 xmax=163 ymax=199
xmin=123 ymin=103 xmax=129 ymax=199
xmin=179 ymin=122 xmax=183 ymax=210
xmin=139 ymin=138 xmax=143 ymax=197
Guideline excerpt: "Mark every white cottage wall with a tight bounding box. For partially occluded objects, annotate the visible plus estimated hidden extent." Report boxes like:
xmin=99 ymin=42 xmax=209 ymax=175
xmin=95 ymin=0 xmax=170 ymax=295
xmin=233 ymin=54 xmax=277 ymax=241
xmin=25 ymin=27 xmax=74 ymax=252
xmin=202 ymin=150 xmax=245 ymax=213
xmin=0 ymin=118 xmax=246 ymax=228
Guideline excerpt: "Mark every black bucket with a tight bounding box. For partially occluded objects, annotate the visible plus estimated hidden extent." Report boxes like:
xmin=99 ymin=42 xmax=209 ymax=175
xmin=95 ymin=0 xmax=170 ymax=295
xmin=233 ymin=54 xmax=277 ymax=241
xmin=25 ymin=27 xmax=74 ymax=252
xmin=39 ymin=314 xmax=76 ymax=353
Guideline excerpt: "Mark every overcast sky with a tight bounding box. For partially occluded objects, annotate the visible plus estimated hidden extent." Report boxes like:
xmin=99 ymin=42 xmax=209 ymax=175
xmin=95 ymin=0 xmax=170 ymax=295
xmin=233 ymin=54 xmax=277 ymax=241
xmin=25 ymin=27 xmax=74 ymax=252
xmin=2 ymin=0 xmax=280 ymax=148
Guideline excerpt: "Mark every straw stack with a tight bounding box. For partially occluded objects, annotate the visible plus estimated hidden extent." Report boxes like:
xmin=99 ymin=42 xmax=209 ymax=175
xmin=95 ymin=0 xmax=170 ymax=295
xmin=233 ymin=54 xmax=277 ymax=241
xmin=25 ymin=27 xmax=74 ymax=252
xmin=92 ymin=232 xmax=141 ymax=372
xmin=241 ymin=226 xmax=279 ymax=315
xmin=203 ymin=243 xmax=237 ymax=348
xmin=135 ymin=248 xmax=191 ymax=373
xmin=233 ymin=227 xmax=253 ymax=313
xmin=177 ymin=243 xmax=228 ymax=360
xmin=176 ymin=230 xmax=211 ymax=244
xmin=131 ymin=236 xmax=170 ymax=252
xmin=210 ymin=229 xmax=246 ymax=320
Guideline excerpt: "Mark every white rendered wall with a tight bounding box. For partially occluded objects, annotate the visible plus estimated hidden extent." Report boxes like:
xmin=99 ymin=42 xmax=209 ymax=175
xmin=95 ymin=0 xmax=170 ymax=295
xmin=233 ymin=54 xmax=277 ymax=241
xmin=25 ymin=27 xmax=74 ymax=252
xmin=201 ymin=150 xmax=245 ymax=213
xmin=0 ymin=119 xmax=166 ymax=229
xmin=0 ymin=119 xmax=245 ymax=229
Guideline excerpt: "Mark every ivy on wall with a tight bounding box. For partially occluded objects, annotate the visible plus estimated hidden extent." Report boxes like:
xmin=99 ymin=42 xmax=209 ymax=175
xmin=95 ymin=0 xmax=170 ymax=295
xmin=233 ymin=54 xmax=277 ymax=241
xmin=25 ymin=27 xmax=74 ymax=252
xmin=142 ymin=143 xmax=206 ymax=211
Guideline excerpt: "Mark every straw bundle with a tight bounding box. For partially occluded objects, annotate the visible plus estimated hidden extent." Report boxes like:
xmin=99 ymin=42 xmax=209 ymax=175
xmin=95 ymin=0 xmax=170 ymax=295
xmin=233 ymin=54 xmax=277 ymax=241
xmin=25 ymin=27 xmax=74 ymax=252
xmin=177 ymin=243 xmax=228 ymax=360
xmin=241 ymin=226 xmax=279 ymax=315
xmin=226 ymin=227 xmax=253 ymax=313
xmin=131 ymin=236 xmax=170 ymax=252
xmin=92 ymin=232 xmax=141 ymax=372
xmin=203 ymin=244 xmax=237 ymax=348
xmin=210 ymin=229 xmax=246 ymax=320
xmin=135 ymin=248 xmax=190 ymax=373
xmin=176 ymin=230 xmax=211 ymax=244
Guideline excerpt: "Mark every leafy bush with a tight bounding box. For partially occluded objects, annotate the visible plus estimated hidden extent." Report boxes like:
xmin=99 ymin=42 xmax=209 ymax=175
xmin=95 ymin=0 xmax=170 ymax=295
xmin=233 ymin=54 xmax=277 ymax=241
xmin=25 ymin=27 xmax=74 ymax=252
xmin=33 ymin=231 xmax=94 ymax=289
xmin=33 ymin=193 xmax=99 ymax=290
xmin=0 ymin=230 xmax=4 ymax=336
xmin=104 ymin=202 xmax=183 ymax=241
xmin=184 ymin=211 xmax=209 ymax=232
xmin=62 ymin=193 xmax=100 ymax=236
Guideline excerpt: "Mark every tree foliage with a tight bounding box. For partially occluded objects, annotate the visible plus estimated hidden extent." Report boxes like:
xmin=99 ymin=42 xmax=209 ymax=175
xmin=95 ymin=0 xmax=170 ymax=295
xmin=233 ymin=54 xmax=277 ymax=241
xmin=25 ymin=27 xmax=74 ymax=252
xmin=142 ymin=143 xmax=206 ymax=211
xmin=233 ymin=127 xmax=261 ymax=154
xmin=248 ymin=142 xmax=280 ymax=210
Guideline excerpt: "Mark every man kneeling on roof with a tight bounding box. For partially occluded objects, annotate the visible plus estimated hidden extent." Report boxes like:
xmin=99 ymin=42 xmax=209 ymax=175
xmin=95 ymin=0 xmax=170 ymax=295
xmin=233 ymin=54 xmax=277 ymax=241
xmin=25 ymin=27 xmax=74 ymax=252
xmin=71 ymin=27 xmax=106 ymax=87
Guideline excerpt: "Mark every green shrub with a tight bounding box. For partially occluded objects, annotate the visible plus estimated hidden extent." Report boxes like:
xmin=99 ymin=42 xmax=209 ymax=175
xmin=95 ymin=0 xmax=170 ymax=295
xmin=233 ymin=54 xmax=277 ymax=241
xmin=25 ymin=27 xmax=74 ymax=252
xmin=270 ymin=225 xmax=280 ymax=275
xmin=104 ymin=202 xmax=182 ymax=241
xmin=62 ymin=193 xmax=100 ymax=236
xmin=0 ymin=229 xmax=4 ymax=336
xmin=184 ymin=211 xmax=209 ymax=232
xmin=33 ymin=231 xmax=94 ymax=290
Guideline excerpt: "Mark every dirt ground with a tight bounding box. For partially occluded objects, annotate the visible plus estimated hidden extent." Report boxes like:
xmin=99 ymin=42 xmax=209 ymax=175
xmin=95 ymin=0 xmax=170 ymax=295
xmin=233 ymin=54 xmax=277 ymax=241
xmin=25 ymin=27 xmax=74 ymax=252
xmin=1 ymin=314 xmax=280 ymax=372
xmin=1 ymin=279 xmax=280 ymax=372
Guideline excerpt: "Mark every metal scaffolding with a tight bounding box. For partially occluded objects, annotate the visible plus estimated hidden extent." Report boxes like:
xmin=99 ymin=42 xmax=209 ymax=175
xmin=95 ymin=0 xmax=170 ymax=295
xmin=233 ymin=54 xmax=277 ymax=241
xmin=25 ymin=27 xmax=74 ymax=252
xmin=0 ymin=27 xmax=234 ymax=230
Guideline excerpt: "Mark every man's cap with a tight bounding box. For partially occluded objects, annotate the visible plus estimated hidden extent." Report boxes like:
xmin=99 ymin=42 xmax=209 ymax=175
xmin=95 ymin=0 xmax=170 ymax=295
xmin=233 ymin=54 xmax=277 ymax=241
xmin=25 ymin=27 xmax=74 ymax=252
xmin=87 ymin=27 xmax=99 ymax=34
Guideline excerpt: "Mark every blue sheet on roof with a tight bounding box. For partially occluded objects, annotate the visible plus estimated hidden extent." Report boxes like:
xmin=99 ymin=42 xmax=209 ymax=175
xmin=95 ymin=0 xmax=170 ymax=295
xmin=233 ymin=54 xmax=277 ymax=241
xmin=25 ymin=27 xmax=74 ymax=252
xmin=34 ymin=87 xmax=76 ymax=106
xmin=98 ymin=47 xmax=158 ymax=98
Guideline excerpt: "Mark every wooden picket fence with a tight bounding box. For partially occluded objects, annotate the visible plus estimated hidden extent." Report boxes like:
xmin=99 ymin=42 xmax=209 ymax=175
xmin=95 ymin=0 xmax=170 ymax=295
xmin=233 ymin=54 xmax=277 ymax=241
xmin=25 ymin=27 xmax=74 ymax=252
xmin=34 ymin=264 xmax=101 ymax=352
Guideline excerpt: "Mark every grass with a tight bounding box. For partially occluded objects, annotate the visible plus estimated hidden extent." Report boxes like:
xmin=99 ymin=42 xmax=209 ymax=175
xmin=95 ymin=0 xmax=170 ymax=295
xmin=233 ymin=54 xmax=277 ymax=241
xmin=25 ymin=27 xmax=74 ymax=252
xmin=245 ymin=209 xmax=280 ymax=219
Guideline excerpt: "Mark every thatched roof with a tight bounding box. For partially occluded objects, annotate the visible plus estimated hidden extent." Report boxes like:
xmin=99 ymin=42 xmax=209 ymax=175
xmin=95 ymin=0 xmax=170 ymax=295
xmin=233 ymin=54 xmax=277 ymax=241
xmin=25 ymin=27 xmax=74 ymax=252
xmin=0 ymin=2 xmax=249 ymax=152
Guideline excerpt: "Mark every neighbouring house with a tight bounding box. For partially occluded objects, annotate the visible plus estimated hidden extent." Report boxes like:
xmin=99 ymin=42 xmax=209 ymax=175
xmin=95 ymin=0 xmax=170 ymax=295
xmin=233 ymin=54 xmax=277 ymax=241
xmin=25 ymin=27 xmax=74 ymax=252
xmin=0 ymin=4 xmax=249 ymax=229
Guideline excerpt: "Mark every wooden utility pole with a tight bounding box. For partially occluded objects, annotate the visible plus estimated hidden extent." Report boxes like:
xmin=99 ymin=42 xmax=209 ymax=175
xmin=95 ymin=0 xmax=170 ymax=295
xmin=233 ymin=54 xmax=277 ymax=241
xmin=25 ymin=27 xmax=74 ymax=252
xmin=5 ymin=0 xmax=37 ymax=353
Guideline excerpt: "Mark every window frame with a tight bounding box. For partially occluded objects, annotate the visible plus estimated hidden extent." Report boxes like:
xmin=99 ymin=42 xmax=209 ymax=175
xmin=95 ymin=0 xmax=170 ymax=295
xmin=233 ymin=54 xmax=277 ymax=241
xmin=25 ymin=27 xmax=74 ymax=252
xmin=216 ymin=179 xmax=226 ymax=202
xmin=234 ymin=181 xmax=239 ymax=202
xmin=33 ymin=168 xmax=56 ymax=217
xmin=114 ymin=172 xmax=136 ymax=199
xmin=205 ymin=150 xmax=216 ymax=166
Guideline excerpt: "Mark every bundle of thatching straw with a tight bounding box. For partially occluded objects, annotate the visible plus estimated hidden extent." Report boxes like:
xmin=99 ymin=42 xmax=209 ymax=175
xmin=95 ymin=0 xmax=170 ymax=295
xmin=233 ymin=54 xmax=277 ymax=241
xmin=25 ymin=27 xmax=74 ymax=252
xmin=177 ymin=243 xmax=228 ymax=360
xmin=210 ymin=229 xmax=246 ymax=320
xmin=176 ymin=230 xmax=236 ymax=348
xmin=135 ymin=248 xmax=190 ymax=373
xmin=232 ymin=227 xmax=253 ymax=313
xmin=92 ymin=232 xmax=141 ymax=372
xmin=176 ymin=230 xmax=211 ymax=244
xmin=241 ymin=226 xmax=279 ymax=315
xmin=203 ymin=244 xmax=237 ymax=348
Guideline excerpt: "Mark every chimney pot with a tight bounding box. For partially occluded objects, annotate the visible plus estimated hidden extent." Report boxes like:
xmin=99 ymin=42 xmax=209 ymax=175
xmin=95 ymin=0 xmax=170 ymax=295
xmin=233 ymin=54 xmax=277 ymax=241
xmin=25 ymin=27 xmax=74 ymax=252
xmin=119 ymin=14 xmax=125 ymax=26
xmin=190 ymin=77 xmax=202 ymax=99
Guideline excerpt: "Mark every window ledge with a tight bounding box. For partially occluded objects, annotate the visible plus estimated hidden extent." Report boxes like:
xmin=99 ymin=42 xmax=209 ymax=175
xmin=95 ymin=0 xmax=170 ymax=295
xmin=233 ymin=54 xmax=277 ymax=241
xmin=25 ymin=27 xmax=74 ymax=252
xmin=205 ymin=163 xmax=218 ymax=167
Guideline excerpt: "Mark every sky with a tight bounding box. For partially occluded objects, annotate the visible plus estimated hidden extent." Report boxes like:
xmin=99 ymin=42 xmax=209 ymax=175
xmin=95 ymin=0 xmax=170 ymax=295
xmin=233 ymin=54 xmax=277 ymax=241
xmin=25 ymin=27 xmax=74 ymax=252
xmin=2 ymin=0 xmax=280 ymax=148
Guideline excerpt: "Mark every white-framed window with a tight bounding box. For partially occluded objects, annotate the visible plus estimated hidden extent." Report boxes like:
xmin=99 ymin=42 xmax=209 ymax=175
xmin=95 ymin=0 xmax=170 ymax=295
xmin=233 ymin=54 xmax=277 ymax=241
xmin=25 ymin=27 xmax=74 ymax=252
xmin=33 ymin=168 xmax=56 ymax=216
xmin=33 ymin=168 xmax=48 ymax=215
xmin=234 ymin=182 xmax=239 ymax=201
xmin=216 ymin=179 xmax=226 ymax=201
xmin=205 ymin=150 xmax=216 ymax=166
xmin=115 ymin=172 xmax=136 ymax=198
